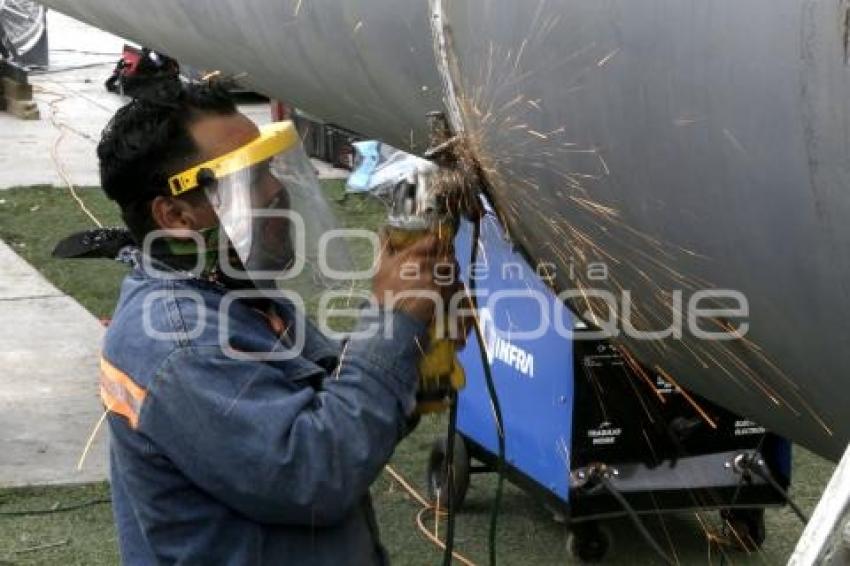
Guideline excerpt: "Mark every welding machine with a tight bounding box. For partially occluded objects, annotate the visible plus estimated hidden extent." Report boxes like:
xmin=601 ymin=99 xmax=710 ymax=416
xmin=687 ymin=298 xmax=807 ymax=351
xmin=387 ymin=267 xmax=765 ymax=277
xmin=425 ymin=202 xmax=793 ymax=563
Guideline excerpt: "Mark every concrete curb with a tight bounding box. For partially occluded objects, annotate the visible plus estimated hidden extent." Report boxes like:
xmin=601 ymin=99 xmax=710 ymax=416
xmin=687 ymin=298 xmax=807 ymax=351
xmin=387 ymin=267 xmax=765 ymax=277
xmin=0 ymin=240 xmax=108 ymax=488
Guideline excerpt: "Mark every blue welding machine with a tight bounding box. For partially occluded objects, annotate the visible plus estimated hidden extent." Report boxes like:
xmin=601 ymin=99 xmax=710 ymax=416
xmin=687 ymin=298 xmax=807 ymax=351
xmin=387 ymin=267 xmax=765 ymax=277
xmin=426 ymin=206 xmax=792 ymax=561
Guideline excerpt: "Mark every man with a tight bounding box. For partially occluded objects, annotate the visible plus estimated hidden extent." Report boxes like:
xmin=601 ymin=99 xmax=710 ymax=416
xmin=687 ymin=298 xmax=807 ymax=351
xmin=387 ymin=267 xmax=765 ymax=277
xmin=96 ymin=83 xmax=453 ymax=565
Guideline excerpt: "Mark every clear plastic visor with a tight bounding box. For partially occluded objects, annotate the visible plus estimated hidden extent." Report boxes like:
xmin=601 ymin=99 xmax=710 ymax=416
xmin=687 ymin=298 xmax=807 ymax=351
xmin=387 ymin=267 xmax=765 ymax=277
xmin=204 ymin=142 xmax=354 ymax=287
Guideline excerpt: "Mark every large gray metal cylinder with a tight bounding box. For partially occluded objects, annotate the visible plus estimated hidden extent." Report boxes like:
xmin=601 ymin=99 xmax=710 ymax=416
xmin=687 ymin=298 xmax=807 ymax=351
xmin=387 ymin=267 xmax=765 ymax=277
xmin=39 ymin=0 xmax=850 ymax=460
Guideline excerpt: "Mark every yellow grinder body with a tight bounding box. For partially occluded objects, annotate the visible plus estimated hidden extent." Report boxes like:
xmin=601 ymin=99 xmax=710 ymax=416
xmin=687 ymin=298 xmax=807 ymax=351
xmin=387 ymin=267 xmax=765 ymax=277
xmin=386 ymin=222 xmax=466 ymax=414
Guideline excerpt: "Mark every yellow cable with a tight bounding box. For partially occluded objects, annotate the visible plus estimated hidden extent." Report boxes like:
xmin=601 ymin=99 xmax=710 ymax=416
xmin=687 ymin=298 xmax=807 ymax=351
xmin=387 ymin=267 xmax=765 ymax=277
xmin=33 ymin=85 xmax=105 ymax=228
xmin=383 ymin=464 xmax=478 ymax=566
xmin=415 ymin=507 xmax=477 ymax=566
xmin=384 ymin=464 xmax=431 ymax=507
xmin=77 ymin=410 xmax=108 ymax=471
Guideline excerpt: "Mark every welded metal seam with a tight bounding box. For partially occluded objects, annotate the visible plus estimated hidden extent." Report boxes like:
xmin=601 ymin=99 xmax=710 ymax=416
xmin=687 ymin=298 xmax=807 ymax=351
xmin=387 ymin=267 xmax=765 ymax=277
xmin=429 ymin=0 xmax=465 ymax=134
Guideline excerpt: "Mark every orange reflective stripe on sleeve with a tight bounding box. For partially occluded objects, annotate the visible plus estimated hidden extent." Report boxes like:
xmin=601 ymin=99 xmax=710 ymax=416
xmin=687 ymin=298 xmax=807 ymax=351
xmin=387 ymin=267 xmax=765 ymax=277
xmin=100 ymin=357 xmax=148 ymax=429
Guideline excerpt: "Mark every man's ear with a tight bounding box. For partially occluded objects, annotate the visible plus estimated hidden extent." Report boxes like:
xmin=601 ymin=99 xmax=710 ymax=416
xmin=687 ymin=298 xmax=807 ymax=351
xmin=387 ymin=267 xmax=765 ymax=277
xmin=151 ymin=195 xmax=196 ymax=234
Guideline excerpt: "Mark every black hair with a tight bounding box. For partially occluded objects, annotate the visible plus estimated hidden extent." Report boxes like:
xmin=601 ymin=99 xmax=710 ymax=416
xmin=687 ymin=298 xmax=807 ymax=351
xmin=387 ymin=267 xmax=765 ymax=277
xmin=97 ymin=82 xmax=237 ymax=241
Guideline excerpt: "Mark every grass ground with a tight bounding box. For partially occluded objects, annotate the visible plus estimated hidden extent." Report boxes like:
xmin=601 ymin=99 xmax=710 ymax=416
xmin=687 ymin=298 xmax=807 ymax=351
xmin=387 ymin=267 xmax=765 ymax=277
xmin=0 ymin=186 xmax=127 ymax=319
xmin=0 ymin=185 xmax=836 ymax=565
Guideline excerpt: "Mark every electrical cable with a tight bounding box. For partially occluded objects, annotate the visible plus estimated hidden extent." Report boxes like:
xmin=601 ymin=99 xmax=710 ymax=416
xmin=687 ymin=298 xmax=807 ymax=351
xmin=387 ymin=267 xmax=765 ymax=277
xmin=0 ymin=498 xmax=111 ymax=517
xmin=466 ymin=216 xmax=506 ymax=566
xmin=415 ymin=507 xmax=478 ymax=566
xmin=718 ymin=435 xmax=768 ymax=565
xmin=50 ymin=48 xmax=122 ymax=56
xmin=442 ymin=391 xmax=459 ymax=566
xmin=383 ymin=465 xmax=477 ymax=565
xmin=30 ymin=86 xmax=105 ymax=228
xmin=48 ymin=109 xmax=104 ymax=227
xmin=28 ymin=61 xmax=116 ymax=75
xmin=593 ymin=471 xmax=675 ymax=565
xmin=384 ymin=464 xmax=430 ymax=508
xmin=740 ymin=455 xmax=808 ymax=525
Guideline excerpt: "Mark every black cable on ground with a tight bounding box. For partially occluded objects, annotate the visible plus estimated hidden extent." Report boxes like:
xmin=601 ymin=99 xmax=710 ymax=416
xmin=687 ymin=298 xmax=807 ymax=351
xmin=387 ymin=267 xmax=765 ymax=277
xmin=741 ymin=455 xmax=808 ymax=525
xmin=442 ymin=392 xmax=459 ymax=566
xmin=467 ymin=217 xmax=506 ymax=566
xmin=0 ymin=498 xmax=111 ymax=517
xmin=719 ymin=436 xmax=768 ymax=566
xmin=595 ymin=473 xmax=675 ymax=566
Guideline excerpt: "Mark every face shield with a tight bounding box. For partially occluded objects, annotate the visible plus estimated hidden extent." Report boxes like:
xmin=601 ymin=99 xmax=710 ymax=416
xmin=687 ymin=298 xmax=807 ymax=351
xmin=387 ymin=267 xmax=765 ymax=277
xmin=167 ymin=121 xmax=355 ymax=290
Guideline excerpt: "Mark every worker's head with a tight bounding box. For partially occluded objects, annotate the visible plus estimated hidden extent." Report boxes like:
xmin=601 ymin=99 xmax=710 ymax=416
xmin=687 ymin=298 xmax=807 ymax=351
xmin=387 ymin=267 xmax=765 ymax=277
xmin=98 ymin=83 xmax=314 ymax=277
xmin=98 ymin=82 xmax=240 ymax=241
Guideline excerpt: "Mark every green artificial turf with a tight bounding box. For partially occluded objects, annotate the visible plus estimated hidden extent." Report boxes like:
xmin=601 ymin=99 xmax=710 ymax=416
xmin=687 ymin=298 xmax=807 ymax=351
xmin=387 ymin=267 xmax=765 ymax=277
xmin=0 ymin=186 xmax=125 ymax=319
xmin=0 ymin=184 xmax=836 ymax=565
xmin=0 ymin=483 xmax=115 ymax=566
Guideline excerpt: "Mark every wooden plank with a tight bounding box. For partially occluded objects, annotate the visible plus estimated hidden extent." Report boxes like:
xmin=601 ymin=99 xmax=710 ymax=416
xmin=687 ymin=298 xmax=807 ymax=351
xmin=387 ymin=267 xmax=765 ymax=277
xmin=4 ymin=97 xmax=40 ymax=120
xmin=1 ymin=77 xmax=33 ymax=101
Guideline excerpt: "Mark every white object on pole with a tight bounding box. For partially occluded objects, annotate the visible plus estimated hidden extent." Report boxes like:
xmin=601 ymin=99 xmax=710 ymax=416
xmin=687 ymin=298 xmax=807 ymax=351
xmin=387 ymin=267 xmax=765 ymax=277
xmin=788 ymin=444 xmax=850 ymax=565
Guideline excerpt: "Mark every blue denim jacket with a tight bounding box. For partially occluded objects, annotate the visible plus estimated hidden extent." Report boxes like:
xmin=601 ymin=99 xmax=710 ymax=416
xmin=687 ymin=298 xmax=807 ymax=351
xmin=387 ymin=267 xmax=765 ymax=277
xmin=102 ymin=258 xmax=427 ymax=565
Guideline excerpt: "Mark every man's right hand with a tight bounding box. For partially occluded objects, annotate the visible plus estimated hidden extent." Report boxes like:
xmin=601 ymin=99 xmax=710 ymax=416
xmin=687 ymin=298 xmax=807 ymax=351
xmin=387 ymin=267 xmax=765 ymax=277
xmin=373 ymin=233 xmax=458 ymax=324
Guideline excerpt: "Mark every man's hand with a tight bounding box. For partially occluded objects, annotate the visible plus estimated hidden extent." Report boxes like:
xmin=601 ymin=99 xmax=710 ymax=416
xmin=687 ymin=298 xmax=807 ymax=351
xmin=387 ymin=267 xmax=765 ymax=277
xmin=373 ymin=233 xmax=459 ymax=324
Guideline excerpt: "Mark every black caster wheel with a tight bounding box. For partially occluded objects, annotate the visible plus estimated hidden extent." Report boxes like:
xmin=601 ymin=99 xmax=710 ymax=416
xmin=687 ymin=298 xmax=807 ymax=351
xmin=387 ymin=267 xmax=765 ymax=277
xmin=426 ymin=433 xmax=470 ymax=510
xmin=721 ymin=508 xmax=766 ymax=551
xmin=568 ymin=522 xmax=611 ymax=563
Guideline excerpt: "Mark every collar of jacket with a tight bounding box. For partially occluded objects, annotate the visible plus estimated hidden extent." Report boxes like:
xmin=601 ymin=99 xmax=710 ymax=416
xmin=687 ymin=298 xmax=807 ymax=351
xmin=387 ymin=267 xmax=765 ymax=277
xmin=145 ymin=227 xmax=259 ymax=292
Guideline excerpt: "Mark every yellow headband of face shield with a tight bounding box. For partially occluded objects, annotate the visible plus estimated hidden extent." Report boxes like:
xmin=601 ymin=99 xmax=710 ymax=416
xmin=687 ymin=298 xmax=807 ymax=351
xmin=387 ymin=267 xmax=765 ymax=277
xmin=167 ymin=120 xmax=299 ymax=197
